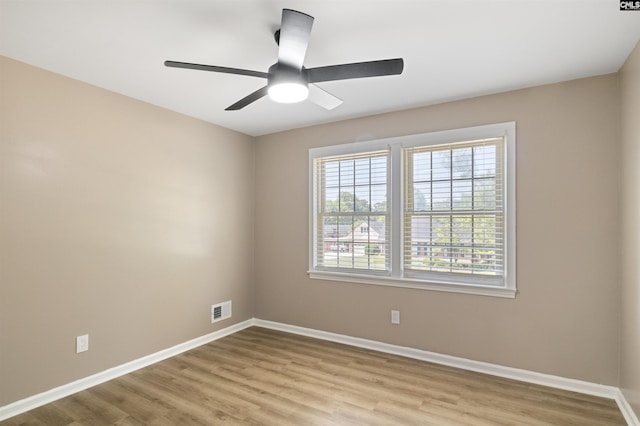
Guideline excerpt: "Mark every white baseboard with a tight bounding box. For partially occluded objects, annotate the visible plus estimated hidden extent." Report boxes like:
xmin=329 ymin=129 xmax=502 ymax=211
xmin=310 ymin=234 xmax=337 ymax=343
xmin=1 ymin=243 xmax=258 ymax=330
xmin=0 ymin=319 xmax=254 ymax=422
xmin=253 ymin=319 xmax=639 ymax=426
xmin=2 ymin=317 xmax=638 ymax=425
xmin=617 ymin=388 xmax=640 ymax=426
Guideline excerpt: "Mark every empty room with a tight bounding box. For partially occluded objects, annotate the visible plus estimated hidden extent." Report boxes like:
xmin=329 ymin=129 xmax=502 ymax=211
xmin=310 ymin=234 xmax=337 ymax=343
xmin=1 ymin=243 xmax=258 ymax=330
xmin=2 ymin=0 xmax=640 ymax=424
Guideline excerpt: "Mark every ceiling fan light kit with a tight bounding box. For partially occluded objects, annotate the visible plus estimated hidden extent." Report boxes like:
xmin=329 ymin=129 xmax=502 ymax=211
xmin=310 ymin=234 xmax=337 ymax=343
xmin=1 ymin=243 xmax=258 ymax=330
xmin=267 ymin=63 xmax=309 ymax=103
xmin=165 ymin=8 xmax=404 ymax=111
xmin=268 ymin=83 xmax=309 ymax=103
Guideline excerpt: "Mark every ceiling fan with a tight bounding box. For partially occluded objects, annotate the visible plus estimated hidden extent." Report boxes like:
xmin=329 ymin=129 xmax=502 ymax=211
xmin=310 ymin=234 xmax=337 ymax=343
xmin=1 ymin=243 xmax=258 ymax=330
xmin=165 ymin=8 xmax=404 ymax=111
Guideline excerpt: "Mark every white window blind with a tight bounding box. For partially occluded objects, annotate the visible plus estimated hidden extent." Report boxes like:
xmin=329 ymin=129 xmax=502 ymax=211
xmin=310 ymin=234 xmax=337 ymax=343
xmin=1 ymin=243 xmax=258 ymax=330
xmin=403 ymin=138 xmax=505 ymax=286
xmin=309 ymin=122 xmax=516 ymax=298
xmin=314 ymin=150 xmax=390 ymax=273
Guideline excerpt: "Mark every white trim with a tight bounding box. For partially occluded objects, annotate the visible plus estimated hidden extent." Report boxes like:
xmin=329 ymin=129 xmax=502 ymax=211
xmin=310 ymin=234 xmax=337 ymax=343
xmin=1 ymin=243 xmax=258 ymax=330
xmin=308 ymin=270 xmax=517 ymax=298
xmin=390 ymin=143 xmax=402 ymax=279
xmin=617 ymin=389 xmax=640 ymax=426
xmin=307 ymin=122 xmax=515 ymax=157
xmin=504 ymin=121 xmax=517 ymax=292
xmin=0 ymin=319 xmax=255 ymax=422
xmin=254 ymin=319 xmax=636 ymax=425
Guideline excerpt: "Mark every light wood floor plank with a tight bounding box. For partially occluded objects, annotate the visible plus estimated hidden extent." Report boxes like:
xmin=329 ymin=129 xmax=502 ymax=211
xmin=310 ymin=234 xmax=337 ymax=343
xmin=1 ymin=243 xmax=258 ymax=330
xmin=1 ymin=327 xmax=626 ymax=425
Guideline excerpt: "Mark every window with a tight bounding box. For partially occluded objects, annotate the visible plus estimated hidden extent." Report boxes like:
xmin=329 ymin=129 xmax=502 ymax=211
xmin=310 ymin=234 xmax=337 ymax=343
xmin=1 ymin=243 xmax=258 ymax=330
xmin=309 ymin=122 xmax=516 ymax=298
xmin=313 ymin=150 xmax=390 ymax=273
xmin=403 ymin=137 xmax=507 ymax=288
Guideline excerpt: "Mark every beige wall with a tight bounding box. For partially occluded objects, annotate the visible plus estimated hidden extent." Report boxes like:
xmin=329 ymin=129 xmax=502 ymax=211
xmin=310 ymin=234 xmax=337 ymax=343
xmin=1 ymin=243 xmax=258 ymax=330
xmin=0 ymin=56 xmax=255 ymax=406
xmin=255 ymin=74 xmax=621 ymax=385
xmin=0 ymin=49 xmax=631 ymax=410
xmin=621 ymin=41 xmax=640 ymax=417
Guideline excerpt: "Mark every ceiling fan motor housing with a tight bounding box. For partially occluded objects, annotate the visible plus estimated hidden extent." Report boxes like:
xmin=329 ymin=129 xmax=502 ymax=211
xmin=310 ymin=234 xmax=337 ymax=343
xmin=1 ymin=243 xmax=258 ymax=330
xmin=268 ymin=63 xmax=307 ymax=87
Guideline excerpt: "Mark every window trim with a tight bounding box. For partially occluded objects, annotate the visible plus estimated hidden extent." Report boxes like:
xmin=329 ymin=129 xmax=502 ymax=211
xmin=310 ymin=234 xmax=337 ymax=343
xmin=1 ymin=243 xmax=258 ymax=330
xmin=309 ymin=122 xmax=516 ymax=298
xmin=313 ymin=149 xmax=391 ymax=273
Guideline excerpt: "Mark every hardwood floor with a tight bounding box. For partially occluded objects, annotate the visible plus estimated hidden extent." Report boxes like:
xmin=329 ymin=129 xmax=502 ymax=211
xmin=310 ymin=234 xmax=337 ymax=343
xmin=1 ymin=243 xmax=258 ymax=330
xmin=2 ymin=327 xmax=626 ymax=425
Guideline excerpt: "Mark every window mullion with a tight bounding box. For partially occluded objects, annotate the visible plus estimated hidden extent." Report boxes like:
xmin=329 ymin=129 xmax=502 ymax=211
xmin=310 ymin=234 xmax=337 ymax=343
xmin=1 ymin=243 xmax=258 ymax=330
xmin=390 ymin=144 xmax=402 ymax=278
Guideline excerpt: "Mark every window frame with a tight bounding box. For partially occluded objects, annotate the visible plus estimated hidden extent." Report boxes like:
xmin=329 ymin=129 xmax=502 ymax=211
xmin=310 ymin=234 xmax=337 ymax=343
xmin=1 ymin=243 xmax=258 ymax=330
xmin=309 ymin=122 xmax=516 ymax=298
xmin=313 ymin=150 xmax=391 ymax=274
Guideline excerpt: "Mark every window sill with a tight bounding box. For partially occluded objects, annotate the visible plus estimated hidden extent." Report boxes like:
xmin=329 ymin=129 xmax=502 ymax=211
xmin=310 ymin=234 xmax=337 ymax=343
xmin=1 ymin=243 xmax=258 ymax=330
xmin=308 ymin=270 xmax=517 ymax=299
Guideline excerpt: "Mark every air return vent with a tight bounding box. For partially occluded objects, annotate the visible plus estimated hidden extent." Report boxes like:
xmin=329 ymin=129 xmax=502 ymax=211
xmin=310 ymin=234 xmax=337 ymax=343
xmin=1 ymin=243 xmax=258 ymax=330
xmin=211 ymin=300 xmax=232 ymax=323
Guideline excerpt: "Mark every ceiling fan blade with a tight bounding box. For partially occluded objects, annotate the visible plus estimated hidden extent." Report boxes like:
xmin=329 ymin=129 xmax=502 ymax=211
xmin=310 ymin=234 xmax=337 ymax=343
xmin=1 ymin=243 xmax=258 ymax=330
xmin=307 ymin=58 xmax=404 ymax=83
xmin=165 ymin=61 xmax=268 ymax=79
xmin=277 ymin=9 xmax=314 ymax=70
xmin=308 ymin=84 xmax=343 ymax=110
xmin=225 ymin=86 xmax=269 ymax=111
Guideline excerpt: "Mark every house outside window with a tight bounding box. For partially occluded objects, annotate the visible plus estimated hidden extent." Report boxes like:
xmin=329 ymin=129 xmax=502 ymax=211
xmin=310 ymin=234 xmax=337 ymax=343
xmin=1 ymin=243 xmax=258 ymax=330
xmin=309 ymin=122 xmax=516 ymax=298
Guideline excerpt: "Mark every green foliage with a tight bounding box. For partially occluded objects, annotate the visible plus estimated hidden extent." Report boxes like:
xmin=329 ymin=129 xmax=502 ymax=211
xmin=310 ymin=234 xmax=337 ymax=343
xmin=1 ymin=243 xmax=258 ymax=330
xmin=325 ymin=192 xmax=386 ymax=225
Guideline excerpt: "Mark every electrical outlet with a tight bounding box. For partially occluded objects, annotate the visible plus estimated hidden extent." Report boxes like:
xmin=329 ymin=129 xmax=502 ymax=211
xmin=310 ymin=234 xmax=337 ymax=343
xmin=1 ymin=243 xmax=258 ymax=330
xmin=391 ymin=310 xmax=400 ymax=325
xmin=76 ymin=334 xmax=89 ymax=353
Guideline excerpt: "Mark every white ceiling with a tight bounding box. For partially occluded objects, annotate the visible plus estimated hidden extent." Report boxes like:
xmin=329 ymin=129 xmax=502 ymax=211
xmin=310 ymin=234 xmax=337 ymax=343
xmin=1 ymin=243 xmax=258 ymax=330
xmin=2 ymin=1 xmax=640 ymax=136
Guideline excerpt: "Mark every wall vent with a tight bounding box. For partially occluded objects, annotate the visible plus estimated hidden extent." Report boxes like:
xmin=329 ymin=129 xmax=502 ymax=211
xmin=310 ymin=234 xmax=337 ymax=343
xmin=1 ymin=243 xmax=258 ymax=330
xmin=211 ymin=300 xmax=232 ymax=323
